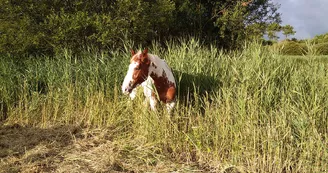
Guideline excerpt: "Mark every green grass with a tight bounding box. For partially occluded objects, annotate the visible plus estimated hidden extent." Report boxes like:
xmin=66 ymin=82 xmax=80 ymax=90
xmin=1 ymin=39 xmax=327 ymax=172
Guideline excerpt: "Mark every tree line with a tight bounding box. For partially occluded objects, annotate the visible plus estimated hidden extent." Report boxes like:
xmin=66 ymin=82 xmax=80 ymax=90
xmin=0 ymin=0 xmax=287 ymax=55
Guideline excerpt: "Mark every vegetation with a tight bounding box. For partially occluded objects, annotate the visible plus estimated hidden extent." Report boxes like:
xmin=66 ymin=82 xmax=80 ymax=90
xmin=1 ymin=40 xmax=327 ymax=172
xmin=0 ymin=0 xmax=282 ymax=54
xmin=278 ymin=41 xmax=307 ymax=55
xmin=309 ymin=33 xmax=328 ymax=55
xmin=0 ymin=0 xmax=327 ymax=172
xmin=267 ymin=22 xmax=282 ymax=41
xmin=273 ymin=32 xmax=328 ymax=56
xmin=314 ymin=42 xmax=328 ymax=55
xmin=312 ymin=32 xmax=328 ymax=44
xmin=282 ymin=25 xmax=296 ymax=39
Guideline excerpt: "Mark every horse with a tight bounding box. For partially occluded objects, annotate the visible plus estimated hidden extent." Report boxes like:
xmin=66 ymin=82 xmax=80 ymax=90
xmin=122 ymin=48 xmax=176 ymax=112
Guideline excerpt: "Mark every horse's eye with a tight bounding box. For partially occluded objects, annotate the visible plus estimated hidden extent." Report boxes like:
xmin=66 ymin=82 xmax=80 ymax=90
xmin=135 ymin=66 xmax=141 ymax=70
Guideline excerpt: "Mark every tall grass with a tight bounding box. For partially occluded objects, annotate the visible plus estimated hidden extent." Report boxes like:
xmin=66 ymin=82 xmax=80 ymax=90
xmin=1 ymin=39 xmax=327 ymax=172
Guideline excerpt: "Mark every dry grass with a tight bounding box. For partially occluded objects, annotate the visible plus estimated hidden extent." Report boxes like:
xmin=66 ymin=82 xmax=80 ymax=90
xmin=1 ymin=40 xmax=327 ymax=172
xmin=0 ymin=123 xmax=217 ymax=173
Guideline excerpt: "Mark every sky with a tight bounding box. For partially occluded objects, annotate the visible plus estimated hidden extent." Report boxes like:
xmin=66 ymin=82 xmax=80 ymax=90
xmin=273 ymin=0 xmax=328 ymax=40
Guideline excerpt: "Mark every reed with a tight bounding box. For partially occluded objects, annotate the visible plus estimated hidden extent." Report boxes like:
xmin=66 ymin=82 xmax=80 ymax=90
xmin=1 ymin=39 xmax=327 ymax=172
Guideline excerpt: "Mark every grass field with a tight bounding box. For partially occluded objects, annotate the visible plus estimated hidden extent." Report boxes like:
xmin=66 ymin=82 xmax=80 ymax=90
xmin=1 ymin=39 xmax=327 ymax=172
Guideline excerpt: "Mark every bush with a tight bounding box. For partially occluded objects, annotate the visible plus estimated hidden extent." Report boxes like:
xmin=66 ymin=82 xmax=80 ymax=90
xmin=279 ymin=41 xmax=307 ymax=55
xmin=312 ymin=32 xmax=328 ymax=44
xmin=314 ymin=42 xmax=328 ymax=55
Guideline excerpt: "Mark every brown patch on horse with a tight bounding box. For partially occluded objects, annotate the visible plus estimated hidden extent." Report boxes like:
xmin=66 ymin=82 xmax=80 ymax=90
xmin=130 ymin=49 xmax=150 ymax=87
xmin=150 ymin=71 xmax=176 ymax=103
xmin=151 ymin=62 xmax=157 ymax=69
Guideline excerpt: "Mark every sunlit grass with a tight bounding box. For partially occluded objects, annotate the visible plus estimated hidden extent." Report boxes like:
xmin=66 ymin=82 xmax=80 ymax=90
xmin=0 ymin=39 xmax=327 ymax=172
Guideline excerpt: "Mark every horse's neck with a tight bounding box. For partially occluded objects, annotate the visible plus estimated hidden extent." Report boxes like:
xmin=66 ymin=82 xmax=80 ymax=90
xmin=148 ymin=54 xmax=176 ymax=85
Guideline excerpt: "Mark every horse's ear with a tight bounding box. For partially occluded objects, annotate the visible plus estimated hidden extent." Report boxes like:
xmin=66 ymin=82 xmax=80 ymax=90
xmin=130 ymin=49 xmax=135 ymax=56
xmin=141 ymin=48 xmax=149 ymax=64
xmin=142 ymin=48 xmax=148 ymax=55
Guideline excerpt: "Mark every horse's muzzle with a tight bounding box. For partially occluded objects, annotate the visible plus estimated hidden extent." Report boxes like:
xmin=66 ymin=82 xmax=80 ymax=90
xmin=122 ymin=82 xmax=135 ymax=94
xmin=124 ymin=87 xmax=133 ymax=94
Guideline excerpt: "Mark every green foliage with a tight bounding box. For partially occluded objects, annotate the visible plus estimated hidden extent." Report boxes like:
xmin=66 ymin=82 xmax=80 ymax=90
xmin=267 ymin=22 xmax=282 ymax=41
xmin=0 ymin=0 xmax=176 ymax=54
xmin=282 ymin=24 xmax=296 ymax=39
xmin=214 ymin=1 xmax=248 ymax=48
xmin=305 ymin=39 xmax=319 ymax=56
xmin=273 ymin=38 xmax=328 ymax=56
xmin=279 ymin=41 xmax=307 ymax=55
xmin=314 ymin=42 xmax=328 ymax=55
xmin=213 ymin=0 xmax=282 ymax=48
xmin=0 ymin=0 xmax=282 ymax=55
xmin=274 ymin=32 xmax=328 ymax=56
xmin=312 ymin=32 xmax=328 ymax=44
xmin=303 ymin=32 xmax=328 ymax=55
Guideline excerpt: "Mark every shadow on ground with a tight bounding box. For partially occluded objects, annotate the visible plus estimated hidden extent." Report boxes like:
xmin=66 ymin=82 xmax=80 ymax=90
xmin=0 ymin=123 xmax=83 ymax=173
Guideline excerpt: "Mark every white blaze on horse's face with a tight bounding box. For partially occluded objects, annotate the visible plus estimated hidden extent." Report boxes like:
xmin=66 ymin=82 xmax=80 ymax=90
xmin=122 ymin=62 xmax=138 ymax=95
xmin=122 ymin=49 xmax=150 ymax=95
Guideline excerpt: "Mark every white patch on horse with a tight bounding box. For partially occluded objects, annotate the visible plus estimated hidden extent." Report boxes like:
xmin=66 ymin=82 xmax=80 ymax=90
xmin=148 ymin=55 xmax=176 ymax=87
xmin=122 ymin=62 xmax=139 ymax=95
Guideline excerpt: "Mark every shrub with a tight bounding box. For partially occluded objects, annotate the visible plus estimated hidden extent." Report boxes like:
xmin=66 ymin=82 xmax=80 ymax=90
xmin=279 ymin=41 xmax=307 ymax=55
xmin=314 ymin=42 xmax=328 ymax=55
xmin=312 ymin=32 xmax=328 ymax=44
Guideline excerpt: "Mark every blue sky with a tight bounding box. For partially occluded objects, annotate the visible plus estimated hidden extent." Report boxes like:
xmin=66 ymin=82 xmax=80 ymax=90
xmin=273 ymin=0 xmax=328 ymax=40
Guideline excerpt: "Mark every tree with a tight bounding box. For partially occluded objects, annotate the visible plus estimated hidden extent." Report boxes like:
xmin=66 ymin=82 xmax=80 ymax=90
xmin=0 ymin=0 xmax=175 ymax=54
xmin=169 ymin=0 xmax=282 ymax=48
xmin=282 ymin=25 xmax=296 ymax=39
xmin=267 ymin=23 xmax=282 ymax=41
xmin=0 ymin=0 xmax=282 ymax=54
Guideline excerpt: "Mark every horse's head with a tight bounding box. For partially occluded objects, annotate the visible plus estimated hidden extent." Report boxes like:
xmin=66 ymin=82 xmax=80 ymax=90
xmin=122 ymin=48 xmax=150 ymax=95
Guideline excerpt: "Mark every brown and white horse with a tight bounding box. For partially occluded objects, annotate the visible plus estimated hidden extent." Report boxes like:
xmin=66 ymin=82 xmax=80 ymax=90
xmin=122 ymin=48 xmax=176 ymax=112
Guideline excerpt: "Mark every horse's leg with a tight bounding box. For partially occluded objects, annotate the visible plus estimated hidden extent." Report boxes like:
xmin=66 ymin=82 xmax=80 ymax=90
xmin=129 ymin=87 xmax=138 ymax=100
xmin=149 ymin=95 xmax=157 ymax=111
xmin=143 ymin=88 xmax=157 ymax=110
xmin=166 ymin=101 xmax=176 ymax=114
xmin=141 ymin=81 xmax=150 ymax=106
xmin=142 ymin=77 xmax=158 ymax=111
